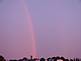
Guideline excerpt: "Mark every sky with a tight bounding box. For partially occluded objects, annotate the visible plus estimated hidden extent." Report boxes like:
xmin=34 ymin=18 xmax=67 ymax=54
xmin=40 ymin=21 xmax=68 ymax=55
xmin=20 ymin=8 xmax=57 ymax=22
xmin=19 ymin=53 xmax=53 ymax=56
xmin=0 ymin=0 xmax=81 ymax=60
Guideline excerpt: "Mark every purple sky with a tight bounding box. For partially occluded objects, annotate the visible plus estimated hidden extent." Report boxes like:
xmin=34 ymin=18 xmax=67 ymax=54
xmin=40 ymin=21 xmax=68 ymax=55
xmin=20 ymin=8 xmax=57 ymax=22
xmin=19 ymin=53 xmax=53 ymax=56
xmin=0 ymin=0 xmax=81 ymax=59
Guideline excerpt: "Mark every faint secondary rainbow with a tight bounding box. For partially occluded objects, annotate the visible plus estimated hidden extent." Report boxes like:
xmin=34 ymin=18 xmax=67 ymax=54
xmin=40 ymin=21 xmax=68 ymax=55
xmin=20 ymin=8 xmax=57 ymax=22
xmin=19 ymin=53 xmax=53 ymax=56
xmin=22 ymin=0 xmax=37 ymax=57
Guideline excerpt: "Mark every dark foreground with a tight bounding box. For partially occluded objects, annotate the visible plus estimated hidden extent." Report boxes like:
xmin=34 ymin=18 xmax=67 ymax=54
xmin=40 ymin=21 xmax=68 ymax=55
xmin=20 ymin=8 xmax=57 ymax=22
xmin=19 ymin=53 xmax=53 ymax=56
xmin=0 ymin=55 xmax=81 ymax=61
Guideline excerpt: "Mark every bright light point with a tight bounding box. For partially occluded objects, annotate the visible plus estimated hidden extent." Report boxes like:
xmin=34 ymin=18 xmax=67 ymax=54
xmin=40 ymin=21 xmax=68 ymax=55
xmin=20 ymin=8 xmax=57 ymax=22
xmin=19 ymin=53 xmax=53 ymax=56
xmin=57 ymin=59 xmax=63 ymax=61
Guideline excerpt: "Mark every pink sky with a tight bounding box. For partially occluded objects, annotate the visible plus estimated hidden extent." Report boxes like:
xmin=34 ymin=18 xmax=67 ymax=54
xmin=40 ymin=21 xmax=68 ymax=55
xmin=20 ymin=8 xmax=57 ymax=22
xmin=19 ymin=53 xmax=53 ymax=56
xmin=0 ymin=0 xmax=81 ymax=60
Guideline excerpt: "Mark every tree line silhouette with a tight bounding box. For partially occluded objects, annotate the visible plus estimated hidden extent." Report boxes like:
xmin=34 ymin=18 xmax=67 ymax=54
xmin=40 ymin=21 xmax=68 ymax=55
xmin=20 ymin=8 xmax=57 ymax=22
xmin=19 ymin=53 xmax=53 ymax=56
xmin=0 ymin=55 xmax=81 ymax=61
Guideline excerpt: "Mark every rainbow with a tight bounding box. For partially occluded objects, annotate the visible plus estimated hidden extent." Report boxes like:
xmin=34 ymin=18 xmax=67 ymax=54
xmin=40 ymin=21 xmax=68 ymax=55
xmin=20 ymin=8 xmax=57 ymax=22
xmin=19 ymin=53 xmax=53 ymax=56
xmin=22 ymin=0 xmax=37 ymax=57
